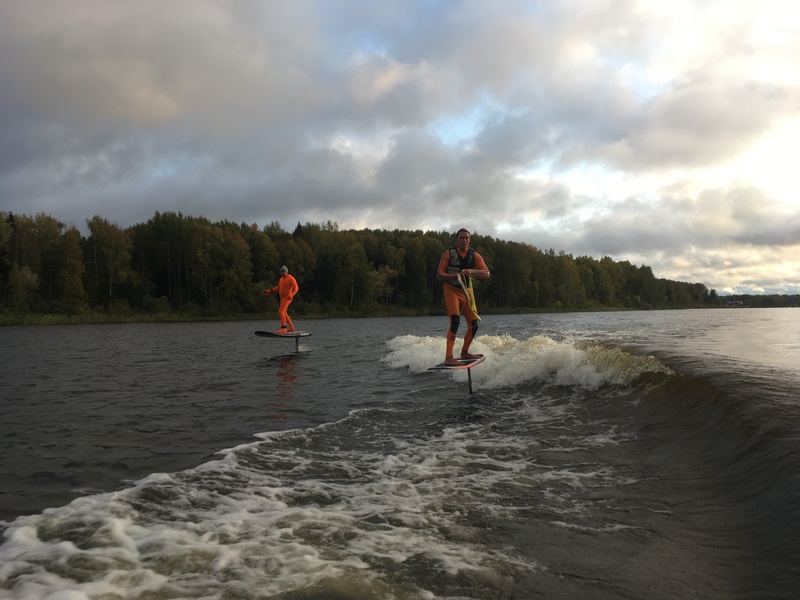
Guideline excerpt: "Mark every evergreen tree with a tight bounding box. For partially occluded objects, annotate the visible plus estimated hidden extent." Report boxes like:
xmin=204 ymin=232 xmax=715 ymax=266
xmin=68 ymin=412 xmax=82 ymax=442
xmin=0 ymin=210 xmax=735 ymax=318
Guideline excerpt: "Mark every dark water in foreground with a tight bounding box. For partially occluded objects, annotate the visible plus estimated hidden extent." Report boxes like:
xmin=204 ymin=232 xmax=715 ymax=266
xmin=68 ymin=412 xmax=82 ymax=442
xmin=1 ymin=309 xmax=799 ymax=599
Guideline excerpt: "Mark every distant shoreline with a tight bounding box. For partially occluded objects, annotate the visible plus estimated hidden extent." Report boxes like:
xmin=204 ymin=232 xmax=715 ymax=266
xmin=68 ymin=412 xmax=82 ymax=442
xmin=0 ymin=304 xmax=741 ymax=327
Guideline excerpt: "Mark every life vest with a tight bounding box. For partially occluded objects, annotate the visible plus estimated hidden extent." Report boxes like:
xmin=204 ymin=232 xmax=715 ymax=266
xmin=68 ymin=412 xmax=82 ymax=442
xmin=445 ymin=248 xmax=475 ymax=287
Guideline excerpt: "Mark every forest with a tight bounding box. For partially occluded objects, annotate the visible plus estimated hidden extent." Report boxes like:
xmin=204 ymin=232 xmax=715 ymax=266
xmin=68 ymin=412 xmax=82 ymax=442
xmin=1 ymin=210 xmax=723 ymax=323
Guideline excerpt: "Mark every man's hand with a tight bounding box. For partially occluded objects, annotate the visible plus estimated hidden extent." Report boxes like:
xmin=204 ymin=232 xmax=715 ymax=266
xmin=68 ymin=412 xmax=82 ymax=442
xmin=262 ymin=289 xmax=272 ymax=295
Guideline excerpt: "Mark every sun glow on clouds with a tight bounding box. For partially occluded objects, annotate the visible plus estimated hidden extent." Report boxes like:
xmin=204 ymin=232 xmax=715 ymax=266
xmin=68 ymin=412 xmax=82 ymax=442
xmin=731 ymin=117 xmax=800 ymax=206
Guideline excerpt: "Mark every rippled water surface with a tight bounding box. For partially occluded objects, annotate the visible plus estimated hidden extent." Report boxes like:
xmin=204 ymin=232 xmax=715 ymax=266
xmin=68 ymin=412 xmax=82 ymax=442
xmin=1 ymin=309 xmax=799 ymax=599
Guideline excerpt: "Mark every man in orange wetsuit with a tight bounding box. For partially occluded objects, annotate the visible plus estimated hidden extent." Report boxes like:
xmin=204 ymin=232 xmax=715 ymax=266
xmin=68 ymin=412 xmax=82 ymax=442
xmin=262 ymin=265 xmax=299 ymax=333
xmin=436 ymin=228 xmax=491 ymax=365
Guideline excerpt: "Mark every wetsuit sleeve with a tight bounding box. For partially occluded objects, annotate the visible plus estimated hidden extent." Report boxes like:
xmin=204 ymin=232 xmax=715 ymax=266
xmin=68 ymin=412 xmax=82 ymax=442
xmin=469 ymin=253 xmax=491 ymax=279
xmin=436 ymin=251 xmax=457 ymax=282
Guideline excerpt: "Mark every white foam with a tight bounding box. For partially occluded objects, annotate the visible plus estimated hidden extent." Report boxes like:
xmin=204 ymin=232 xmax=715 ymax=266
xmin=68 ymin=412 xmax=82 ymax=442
xmin=384 ymin=333 xmax=672 ymax=390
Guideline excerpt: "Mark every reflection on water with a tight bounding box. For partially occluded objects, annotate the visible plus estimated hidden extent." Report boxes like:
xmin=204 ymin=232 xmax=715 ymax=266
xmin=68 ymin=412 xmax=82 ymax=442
xmin=534 ymin=307 xmax=800 ymax=373
xmin=646 ymin=309 xmax=800 ymax=372
xmin=697 ymin=311 xmax=800 ymax=371
xmin=265 ymin=353 xmax=302 ymax=428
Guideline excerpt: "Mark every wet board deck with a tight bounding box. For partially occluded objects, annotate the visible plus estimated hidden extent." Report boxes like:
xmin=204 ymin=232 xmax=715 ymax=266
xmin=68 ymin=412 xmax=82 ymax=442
xmin=255 ymin=331 xmax=312 ymax=339
xmin=428 ymin=355 xmax=485 ymax=371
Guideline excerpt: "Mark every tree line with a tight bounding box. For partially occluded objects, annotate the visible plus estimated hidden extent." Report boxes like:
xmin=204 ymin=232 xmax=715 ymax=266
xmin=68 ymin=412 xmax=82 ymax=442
xmin=721 ymin=294 xmax=800 ymax=308
xmin=0 ymin=210 xmax=722 ymax=321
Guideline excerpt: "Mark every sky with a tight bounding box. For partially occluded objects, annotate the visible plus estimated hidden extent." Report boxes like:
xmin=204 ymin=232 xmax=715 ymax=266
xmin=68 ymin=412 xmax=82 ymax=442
xmin=1 ymin=1 xmax=798 ymax=295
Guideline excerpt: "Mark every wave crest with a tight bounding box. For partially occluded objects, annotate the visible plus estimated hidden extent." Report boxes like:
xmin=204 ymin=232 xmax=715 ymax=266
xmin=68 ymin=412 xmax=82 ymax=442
xmin=384 ymin=334 xmax=672 ymax=390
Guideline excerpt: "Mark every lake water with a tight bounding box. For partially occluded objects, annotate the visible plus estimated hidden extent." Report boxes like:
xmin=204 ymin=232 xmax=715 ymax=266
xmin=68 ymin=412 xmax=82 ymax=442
xmin=1 ymin=309 xmax=799 ymax=599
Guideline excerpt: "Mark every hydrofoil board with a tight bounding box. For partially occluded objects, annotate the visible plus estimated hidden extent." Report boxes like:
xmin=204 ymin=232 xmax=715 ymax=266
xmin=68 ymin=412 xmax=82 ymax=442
xmin=428 ymin=355 xmax=485 ymax=371
xmin=255 ymin=330 xmax=311 ymax=339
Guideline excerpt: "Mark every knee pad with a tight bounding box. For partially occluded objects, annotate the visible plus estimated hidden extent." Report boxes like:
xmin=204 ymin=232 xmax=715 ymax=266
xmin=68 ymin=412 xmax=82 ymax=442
xmin=449 ymin=315 xmax=460 ymax=335
xmin=471 ymin=319 xmax=479 ymax=337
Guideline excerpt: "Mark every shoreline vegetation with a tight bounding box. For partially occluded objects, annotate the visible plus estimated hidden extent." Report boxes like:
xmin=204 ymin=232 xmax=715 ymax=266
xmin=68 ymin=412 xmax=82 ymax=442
xmin=2 ymin=211 xmax=797 ymax=327
xmin=0 ymin=306 xmax=784 ymax=327
xmin=0 ymin=305 xmax=616 ymax=327
xmin=5 ymin=302 xmax=798 ymax=328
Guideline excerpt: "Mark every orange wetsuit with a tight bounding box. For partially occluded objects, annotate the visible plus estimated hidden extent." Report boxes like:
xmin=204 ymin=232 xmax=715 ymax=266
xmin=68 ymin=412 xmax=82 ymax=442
xmin=436 ymin=247 xmax=490 ymax=360
xmin=266 ymin=273 xmax=299 ymax=332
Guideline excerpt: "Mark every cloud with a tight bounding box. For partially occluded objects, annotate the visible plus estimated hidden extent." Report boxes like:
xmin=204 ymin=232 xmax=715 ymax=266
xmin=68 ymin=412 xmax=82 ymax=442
xmin=0 ymin=0 xmax=798 ymax=294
